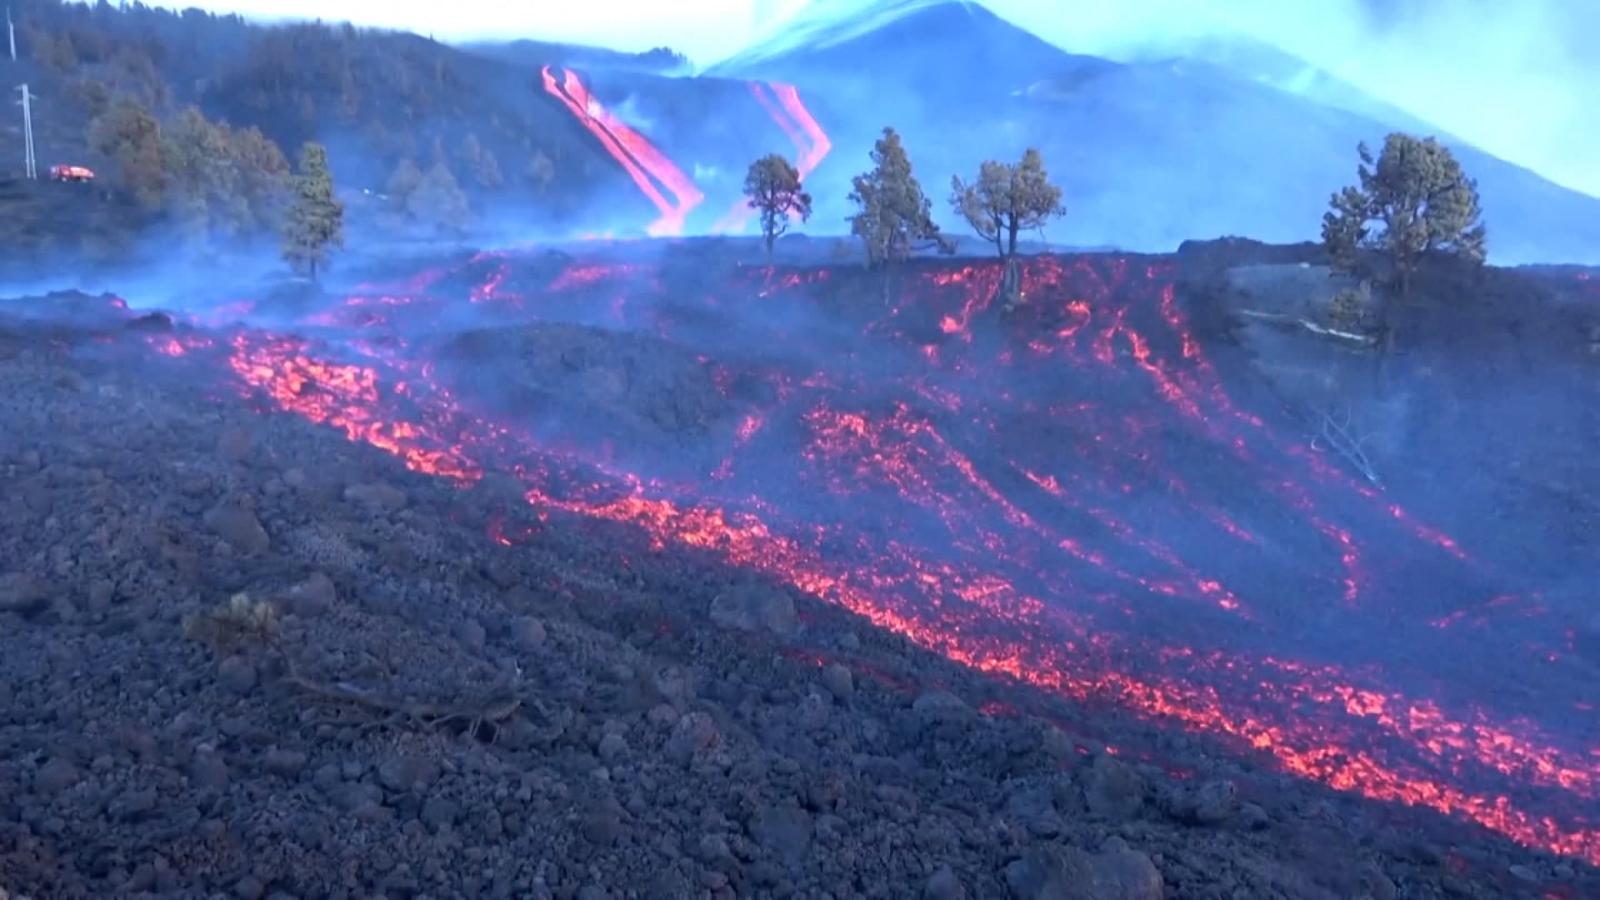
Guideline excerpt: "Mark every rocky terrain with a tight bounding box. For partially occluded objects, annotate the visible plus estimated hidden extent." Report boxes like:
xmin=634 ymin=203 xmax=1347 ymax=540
xmin=0 ymin=255 xmax=1595 ymax=899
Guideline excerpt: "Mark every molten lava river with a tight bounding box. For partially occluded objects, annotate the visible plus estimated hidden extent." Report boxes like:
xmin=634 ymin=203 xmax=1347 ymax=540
xmin=146 ymin=251 xmax=1597 ymax=867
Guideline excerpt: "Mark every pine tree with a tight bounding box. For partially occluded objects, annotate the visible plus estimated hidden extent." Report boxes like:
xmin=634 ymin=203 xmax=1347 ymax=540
xmin=405 ymin=160 xmax=471 ymax=235
xmin=951 ymin=148 xmax=1066 ymax=260
xmin=1322 ymin=133 xmax=1487 ymax=296
xmin=743 ymin=153 xmax=812 ymax=264
xmin=461 ymin=133 xmax=504 ymax=189
xmin=281 ymin=142 xmax=344 ymax=279
xmin=87 ymin=96 xmax=166 ymax=212
xmin=847 ymin=127 xmax=949 ymax=299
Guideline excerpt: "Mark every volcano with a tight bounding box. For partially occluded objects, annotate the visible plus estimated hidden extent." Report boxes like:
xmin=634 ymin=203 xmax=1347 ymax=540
xmin=495 ymin=0 xmax=1600 ymax=262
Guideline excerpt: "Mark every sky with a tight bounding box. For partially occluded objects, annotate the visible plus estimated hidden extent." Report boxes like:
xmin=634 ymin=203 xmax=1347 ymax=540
xmin=141 ymin=0 xmax=1598 ymax=198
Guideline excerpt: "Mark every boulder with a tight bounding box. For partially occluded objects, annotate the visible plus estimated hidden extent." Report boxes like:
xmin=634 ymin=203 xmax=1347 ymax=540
xmin=709 ymin=584 xmax=796 ymax=635
xmin=1084 ymin=753 xmax=1145 ymax=819
xmin=1004 ymin=838 xmax=1163 ymax=900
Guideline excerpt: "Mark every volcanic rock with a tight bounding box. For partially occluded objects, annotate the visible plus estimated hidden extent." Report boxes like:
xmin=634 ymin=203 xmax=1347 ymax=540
xmin=650 ymin=664 xmax=694 ymax=707
xmin=33 ymin=757 xmax=81 ymax=796
xmin=1006 ymin=780 xmax=1063 ymax=837
xmin=343 ymin=482 xmax=408 ymax=511
xmin=455 ymin=617 xmax=487 ymax=650
xmin=510 ymin=615 xmax=548 ymax=649
xmin=190 ymin=752 xmax=230 ymax=792
xmin=1003 ymin=839 xmax=1164 ymax=900
xmin=597 ymin=731 xmax=629 ymax=763
xmin=581 ymin=797 xmax=625 ymax=846
xmin=709 ymin=583 xmax=797 ymax=635
xmin=664 ymin=711 xmax=720 ymax=764
xmin=204 ymin=501 xmax=270 ymax=555
xmin=748 ymin=803 xmax=812 ymax=864
xmin=695 ymin=833 xmax=735 ymax=865
xmin=216 ymin=427 xmax=254 ymax=462
xmin=216 ymin=655 xmax=258 ymax=694
xmin=108 ymin=787 xmax=158 ymax=822
xmin=377 ymin=754 xmax=440 ymax=794
xmin=1239 ymin=802 xmax=1270 ymax=831
xmin=0 ymin=572 xmax=50 ymax=616
xmin=125 ymin=311 xmax=173 ymax=331
xmin=913 ymin=690 xmax=971 ymax=722
xmin=421 ymin=796 xmax=460 ymax=831
xmin=1038 ymin=726 xmax=1077 ymax=764
xmin=1085 ymin=753 xmax=1145 ymax=819
xmin=1188 ymin=779 xmax=1238 ymax=825
xmin=280 ymin=572 xmax=337 ymax=618
xmin=820 ymin=663 xmax=854 ymax=700
xmin=926 ymin=865 xmax=967 ymax=900
xmin=261 ymin=748 xmax=308 ymax=778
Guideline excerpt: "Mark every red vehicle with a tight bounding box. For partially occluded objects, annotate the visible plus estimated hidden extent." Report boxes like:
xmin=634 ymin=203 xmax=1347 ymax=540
xmin=49 ymin=164 xmax=95 ymax=182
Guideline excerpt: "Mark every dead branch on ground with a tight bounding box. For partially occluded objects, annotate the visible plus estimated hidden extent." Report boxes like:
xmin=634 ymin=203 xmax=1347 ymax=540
xmin=1310 ymin=406 xmax=1382 ymax=486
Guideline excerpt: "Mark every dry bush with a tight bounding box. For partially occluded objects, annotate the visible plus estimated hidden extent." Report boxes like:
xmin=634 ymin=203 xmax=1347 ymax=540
xmin=183 ymin=592 xmax=280 ymax=655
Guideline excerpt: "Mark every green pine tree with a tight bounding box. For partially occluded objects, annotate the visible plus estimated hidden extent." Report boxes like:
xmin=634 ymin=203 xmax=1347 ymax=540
xmin=742 ymin=153 xmax=812 ymax=264
xmin=1321 ymin=133 xmax=1487 ymax=296
xmin=847 ymin=127 xmax=951 ymax=301
xmin=281 ymin=142 xmax=344 ymax=279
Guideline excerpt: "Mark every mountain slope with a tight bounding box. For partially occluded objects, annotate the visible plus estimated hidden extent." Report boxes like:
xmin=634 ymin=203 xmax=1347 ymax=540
xmin=692 ymin=0 xmax=1600 ymax=263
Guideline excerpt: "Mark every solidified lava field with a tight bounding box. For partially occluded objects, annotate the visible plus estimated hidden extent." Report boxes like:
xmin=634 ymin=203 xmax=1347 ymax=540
xmin=1 ymin=240 xmax=1596 ymax=898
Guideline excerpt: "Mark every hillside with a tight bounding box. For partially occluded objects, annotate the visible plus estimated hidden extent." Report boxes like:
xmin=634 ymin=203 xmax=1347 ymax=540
xmin=2 ymin=238 xmax=1596 ymax=895
xmin=696 ymin=0 xmax=1600 ymax=264
xmin=3 ymin=0 xmax=1597 ymax=269
xmin=0 ymin=0 xmax=653 ymax=264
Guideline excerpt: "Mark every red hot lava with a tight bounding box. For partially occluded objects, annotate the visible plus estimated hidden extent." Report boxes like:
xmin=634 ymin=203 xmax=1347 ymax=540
xmin=541 ymin=66 xmax=704 ymax=236
xmin=713 ymin=81 xmax=833 ymax=235
xmin=154 ymin=250 xmax=1600 ymax=868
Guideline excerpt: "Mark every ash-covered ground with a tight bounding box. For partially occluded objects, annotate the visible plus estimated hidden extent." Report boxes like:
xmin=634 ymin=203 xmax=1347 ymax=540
xmin=0 ymin=238 xmax=1596 ymax=899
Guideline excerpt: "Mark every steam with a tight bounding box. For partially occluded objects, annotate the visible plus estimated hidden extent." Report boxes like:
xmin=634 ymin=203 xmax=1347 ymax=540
xmin=978 ymin=0 xmax=1600 ymax=198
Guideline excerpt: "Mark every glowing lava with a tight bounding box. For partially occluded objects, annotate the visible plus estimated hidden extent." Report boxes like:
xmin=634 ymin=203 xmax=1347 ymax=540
xmin=541 ymin=66 xmax=704 ymax=236
xmin=712 ymin=81 xmax=833 ymax=235
xmin=147 ymin=250 xmax=1600 ymax=869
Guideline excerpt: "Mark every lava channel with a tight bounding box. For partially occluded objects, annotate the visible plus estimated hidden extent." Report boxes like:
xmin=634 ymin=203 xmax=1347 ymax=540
xmin=541 ymin=66 xmax=704 ymax=236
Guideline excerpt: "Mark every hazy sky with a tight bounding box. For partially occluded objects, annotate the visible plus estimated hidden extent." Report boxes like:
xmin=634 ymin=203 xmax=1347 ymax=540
xmin=142 ymin=0 xmax=1598 ymax=198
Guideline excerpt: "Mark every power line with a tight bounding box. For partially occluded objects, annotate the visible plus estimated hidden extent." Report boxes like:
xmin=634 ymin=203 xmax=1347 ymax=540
xmin=15 ymin=82 xmax=35 ymax=179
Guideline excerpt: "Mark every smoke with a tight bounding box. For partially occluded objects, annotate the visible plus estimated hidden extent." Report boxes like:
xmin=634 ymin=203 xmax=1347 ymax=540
xmin=610 ymin=94 xmax=657 ymax=133
xmin=976 ymin=0 xmax=1600 ymax=198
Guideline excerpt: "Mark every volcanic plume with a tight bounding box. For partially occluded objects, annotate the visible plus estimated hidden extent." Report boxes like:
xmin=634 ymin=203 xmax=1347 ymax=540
xmin=141 ymin=248 xmax=1598 ymax=868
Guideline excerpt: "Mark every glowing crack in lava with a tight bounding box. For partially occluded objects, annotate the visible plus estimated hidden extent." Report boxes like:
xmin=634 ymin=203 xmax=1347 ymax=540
xmin=712 ymin=81 xmax=833 ymax=235
xmin=166 ymin=252 xmax=1599 ymax=868
xmin=541 ymin=66 xmax=704 ymax=236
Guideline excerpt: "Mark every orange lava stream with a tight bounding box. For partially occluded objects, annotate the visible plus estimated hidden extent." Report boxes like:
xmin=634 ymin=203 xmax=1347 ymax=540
xmin=194 ymin=257 xmax=1600 ymax=866
xmin=523 ymin=475 xmax=1599 ymax=866
xmin=713 ymin=81 xmax=833 ymax=235
xmin=540 ymin=66 xmax=703 ymax=236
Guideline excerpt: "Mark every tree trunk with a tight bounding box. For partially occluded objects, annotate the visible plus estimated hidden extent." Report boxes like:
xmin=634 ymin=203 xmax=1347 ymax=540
xmin=765 ymin=232 xmax=775 ymax=266
xmin=1006 ymin=216 xmax=1019 ymax=258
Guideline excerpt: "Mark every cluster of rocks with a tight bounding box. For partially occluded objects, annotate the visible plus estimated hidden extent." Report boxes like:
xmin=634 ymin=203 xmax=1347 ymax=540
xmin=0 ymin=309 xmax=1589 ymax=898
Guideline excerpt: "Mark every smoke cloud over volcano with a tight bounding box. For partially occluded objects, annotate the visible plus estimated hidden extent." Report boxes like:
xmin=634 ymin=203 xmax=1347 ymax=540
xmin=765 ymin=0 xmax=1600 ymax=199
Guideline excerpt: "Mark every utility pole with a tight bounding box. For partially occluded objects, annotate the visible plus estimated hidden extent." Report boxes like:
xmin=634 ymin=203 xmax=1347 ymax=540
xmin=16 ymin=82 xmax=35 ymax=179
xmin=6 ymin=7 xmax=15 ymax=63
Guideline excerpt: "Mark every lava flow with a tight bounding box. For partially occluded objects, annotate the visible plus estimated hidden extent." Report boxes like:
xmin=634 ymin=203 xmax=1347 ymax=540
xmin=150 ymin=249 xmax=1600 ymax=868
xmin=712 ymin=81 xmax=833 ymax=235
xmin=541 ymin=66 xmax=704 ymax=235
